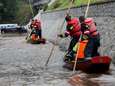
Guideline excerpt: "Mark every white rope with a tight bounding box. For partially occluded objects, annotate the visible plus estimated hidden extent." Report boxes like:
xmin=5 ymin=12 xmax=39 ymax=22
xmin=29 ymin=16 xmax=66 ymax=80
xmin=85 ymin=0 xmax=91 ymax=18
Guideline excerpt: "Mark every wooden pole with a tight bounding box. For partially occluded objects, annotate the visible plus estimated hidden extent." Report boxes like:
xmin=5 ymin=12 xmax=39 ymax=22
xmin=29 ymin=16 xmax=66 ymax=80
xmin=28 ymin=0 xmax=34 ymax=17
xmin=72 ymin=34 xmax=82 ymax=73
xmin=45 ymin=0 xmax=75 ymax=67
xmin=85 ymin=0 xmax=91 ymax=18
xmin=72 ymin=0 xmax=91 ymax=73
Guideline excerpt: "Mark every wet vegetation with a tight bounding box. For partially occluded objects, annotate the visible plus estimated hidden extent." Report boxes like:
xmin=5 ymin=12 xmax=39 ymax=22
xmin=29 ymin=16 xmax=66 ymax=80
xmin=47 ymin=0 xmax=106 ymax=11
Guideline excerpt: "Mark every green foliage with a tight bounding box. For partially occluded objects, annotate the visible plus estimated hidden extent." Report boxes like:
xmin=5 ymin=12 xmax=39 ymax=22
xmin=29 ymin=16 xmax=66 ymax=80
xmin=47 ymin=0 xmax=105 ymax=11
xmin=52 ymin=1 xmax=61 ymax=9
xmin=15 ymin=0 xmax=32 ymax=25
xmin=47 ymin=0 xmax=62 ymax=10
xmin=74 ymin=0 xmax=104 ymax=6
xmin=0 ymin=0 xmax=17 ymax=23
xmin=0 ymin=0 xmax=32 ymax=24
xmin=43 ymin=4 xmax=48 ymax=11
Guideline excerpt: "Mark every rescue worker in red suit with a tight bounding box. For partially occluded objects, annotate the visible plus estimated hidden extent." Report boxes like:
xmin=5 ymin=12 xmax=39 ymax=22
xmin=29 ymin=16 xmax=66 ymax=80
xmin=79 ymin=16 xmax=100 ymax=57
xmin=28 ymin=19 xmax=35 ymax=38
xmin=30 ymin=19 xmax=35 ymax=29
xmin=33 ymin=19 xmax=42 ymax=38
xmin=58 ymin=15 xmax=82 ymax=61
xmin=30 ymin=19 xmax=42 ymax=39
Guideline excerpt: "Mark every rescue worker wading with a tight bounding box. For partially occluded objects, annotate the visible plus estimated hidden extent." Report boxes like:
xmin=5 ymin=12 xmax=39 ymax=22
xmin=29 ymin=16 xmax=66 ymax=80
xmin=58 ymin=14 xmax=82 ymax=62
xmin=79 ymin=16 xmax=100 ymax=57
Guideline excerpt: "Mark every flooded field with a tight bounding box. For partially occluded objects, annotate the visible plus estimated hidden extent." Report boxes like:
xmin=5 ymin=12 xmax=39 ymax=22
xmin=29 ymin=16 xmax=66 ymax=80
xmin=0 ymin=35 xmax=115 ymax=86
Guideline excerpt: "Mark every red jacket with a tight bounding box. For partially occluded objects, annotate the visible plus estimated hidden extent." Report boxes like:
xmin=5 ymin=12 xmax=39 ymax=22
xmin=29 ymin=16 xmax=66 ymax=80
xmin=32 ymin=20 xmax=41 ymax=30
xmin=65 ymin=18 xmax=81 ymax=37
xmin=84 ymin=18 xmax=99 ymax=37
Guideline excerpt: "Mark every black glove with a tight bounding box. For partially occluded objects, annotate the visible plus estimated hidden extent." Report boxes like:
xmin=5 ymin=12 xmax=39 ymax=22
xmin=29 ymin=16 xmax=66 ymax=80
xmin=57 ymin=34 xmax=63 ymax=38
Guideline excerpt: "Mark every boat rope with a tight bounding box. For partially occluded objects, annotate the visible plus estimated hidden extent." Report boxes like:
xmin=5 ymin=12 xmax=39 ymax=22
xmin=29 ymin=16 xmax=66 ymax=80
xmin=72 ymin=0 xmax=91 ymax=73
xmin=45 ymin=0 xmax=75 ymax=67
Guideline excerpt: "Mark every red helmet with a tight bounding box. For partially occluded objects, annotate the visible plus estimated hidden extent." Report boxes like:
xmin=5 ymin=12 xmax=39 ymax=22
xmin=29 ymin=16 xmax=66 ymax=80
xmin=79 ymin=16 xmax=85 ymax=23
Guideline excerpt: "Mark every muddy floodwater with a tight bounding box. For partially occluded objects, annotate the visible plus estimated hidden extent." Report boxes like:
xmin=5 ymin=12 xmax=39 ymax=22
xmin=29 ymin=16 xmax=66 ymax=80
xmin=0 ymin=35 xmax=115 ymax=86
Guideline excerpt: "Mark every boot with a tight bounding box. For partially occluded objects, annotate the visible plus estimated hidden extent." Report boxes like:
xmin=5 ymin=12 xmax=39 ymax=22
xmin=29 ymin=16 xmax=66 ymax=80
xmin=64 ymin=51 xmax=70 ymax=62
xmin=66 ymin=51 xmax=75 ymax=61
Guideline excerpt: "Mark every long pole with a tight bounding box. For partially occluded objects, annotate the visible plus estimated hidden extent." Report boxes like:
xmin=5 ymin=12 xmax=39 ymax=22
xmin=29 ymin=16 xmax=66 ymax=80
xmin=72 ymin=34 xmax=82 ymax=73
xmin=26 ymin=0 xmax=34 ymax=39
xmin=67 ymin=0 xmax=74 ymax=14
xmin=59 ymin=0 xmax=75 ymax=34
xmin=72 ymin=0 xmax=91 ymax=73
xmin=28 ymin=0 xmax=34 ymax=17
xmin=45 ymin=0 xmax=75 ymax=67
xmin=85 ymin=0 xmax=91 ymax=18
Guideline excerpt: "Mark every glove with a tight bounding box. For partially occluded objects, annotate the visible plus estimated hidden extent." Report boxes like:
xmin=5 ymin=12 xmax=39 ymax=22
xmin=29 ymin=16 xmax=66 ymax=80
xmin=82 ymin=34 xmax=89 ymax=40
xmin=65 ymin=33 xmax=69 ymax=37
xmin=84 ymin=30 xmax=90 ymax=35
xmin=57 ymin=34 xmax=63 ymax=38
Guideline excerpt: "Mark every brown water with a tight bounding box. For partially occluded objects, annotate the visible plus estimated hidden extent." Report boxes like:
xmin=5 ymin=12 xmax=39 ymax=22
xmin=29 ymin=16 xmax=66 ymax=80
xmin=0 ymin=35 xmax=115 ymax=86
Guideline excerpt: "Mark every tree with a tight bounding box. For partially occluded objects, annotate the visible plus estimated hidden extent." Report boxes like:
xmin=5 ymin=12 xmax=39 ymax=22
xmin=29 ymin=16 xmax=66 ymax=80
xmin=0 ymin=0 xmax=18 ymax=23
xmin=15 ymin=0 xmax=32 ymax=25
xmin=0 ymin=0 xmax=32 ymax=24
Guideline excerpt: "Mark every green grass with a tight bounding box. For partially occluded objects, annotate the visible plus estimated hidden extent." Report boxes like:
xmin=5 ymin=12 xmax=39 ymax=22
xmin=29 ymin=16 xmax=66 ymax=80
xmin=47 ymin=0 xmax=105 ymax=11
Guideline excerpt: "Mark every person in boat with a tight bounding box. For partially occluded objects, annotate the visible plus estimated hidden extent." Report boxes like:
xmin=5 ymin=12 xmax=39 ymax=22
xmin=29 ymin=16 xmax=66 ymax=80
xmin=58 ymin=14 xmax=82 ymax=61
xmin=30 ymin=19 xmax=35 ymax=29
xmin=28 ymin=19 xmax=36 ymax=38
xmin=79 ymin=16 xmax=100 ymax=57
xmin=29 ymin=19 xmax=42 ymax=40
xmin=66 ymin=32 xmax=89 ymax=62
xmin=33 ymin=19 xmax=42 ymax=39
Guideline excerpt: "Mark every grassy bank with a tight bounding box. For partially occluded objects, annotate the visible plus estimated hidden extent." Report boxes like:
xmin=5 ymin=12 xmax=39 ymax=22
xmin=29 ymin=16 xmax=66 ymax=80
xmin=47 ymin=0 xmax=105 ymax=11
